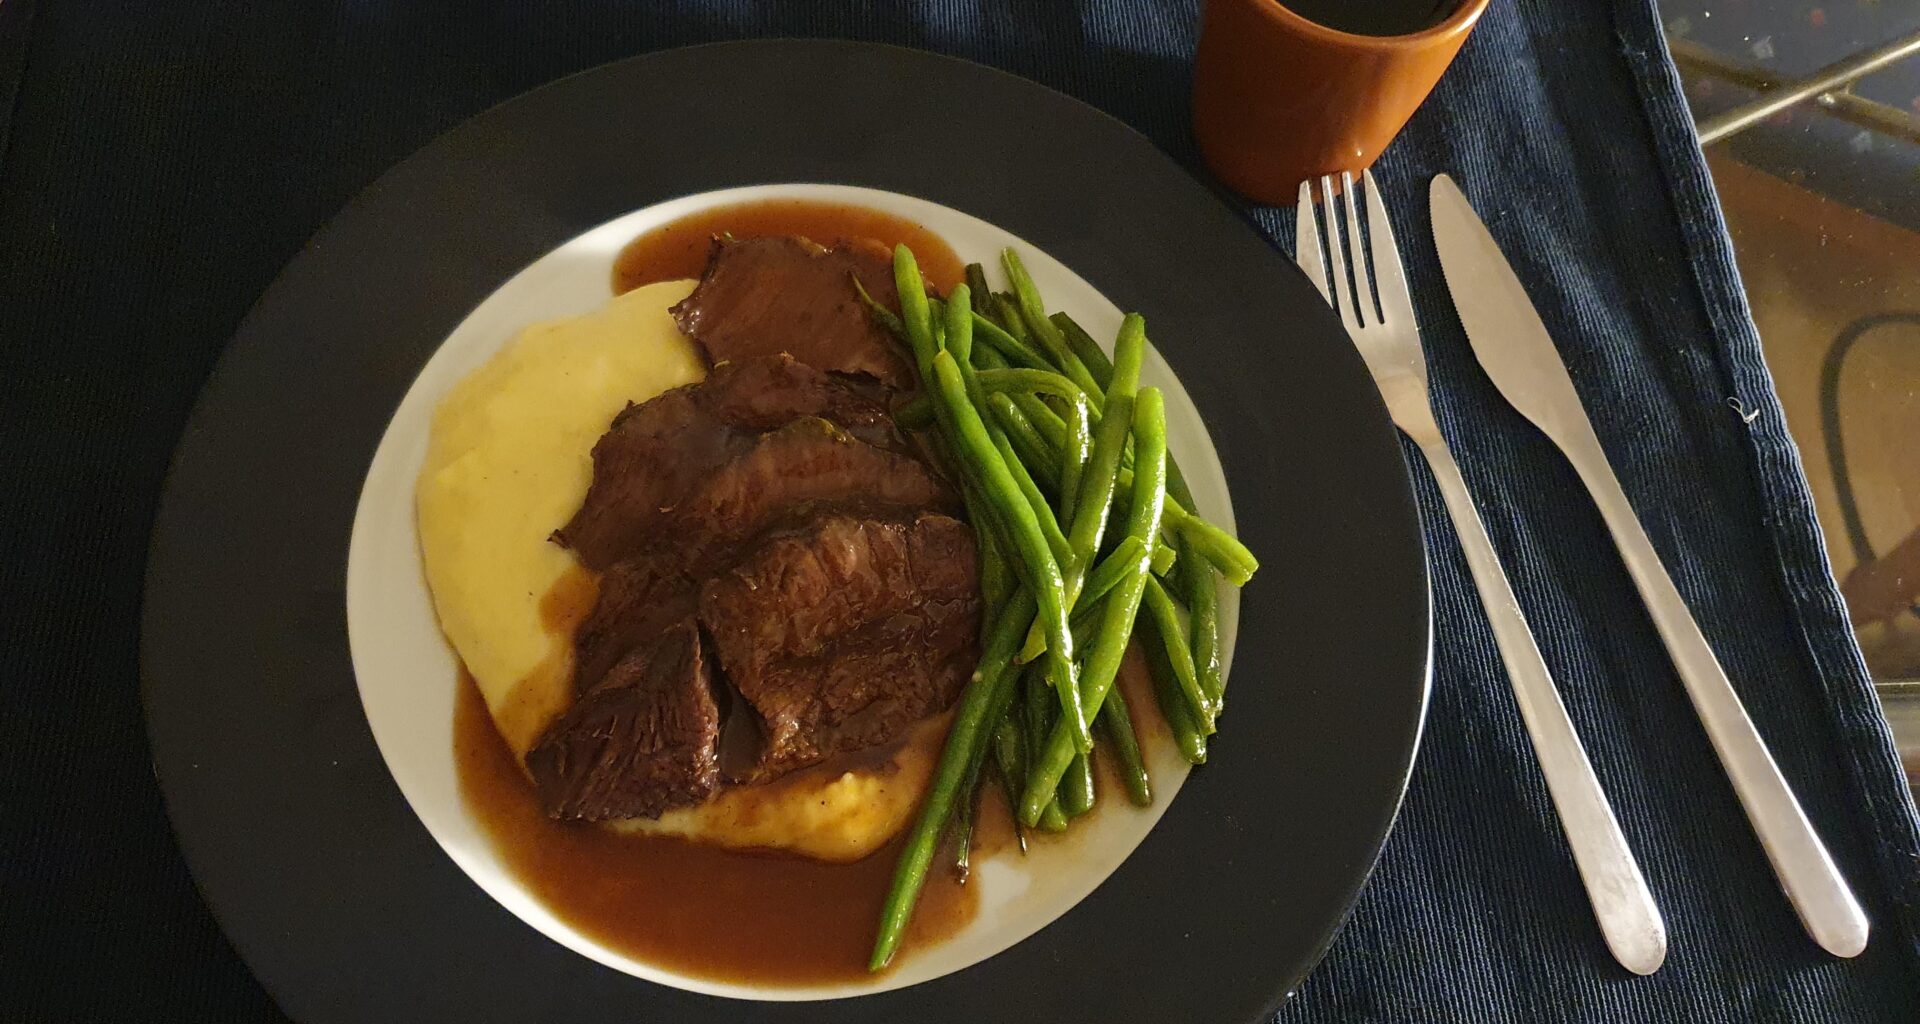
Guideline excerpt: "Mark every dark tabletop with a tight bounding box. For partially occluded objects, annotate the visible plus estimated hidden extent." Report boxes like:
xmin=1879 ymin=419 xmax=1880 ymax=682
xmin=3 ymin=1 xmax=1918 ymax=1021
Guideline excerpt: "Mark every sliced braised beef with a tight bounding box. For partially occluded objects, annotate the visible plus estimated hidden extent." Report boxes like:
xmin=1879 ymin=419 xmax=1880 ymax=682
xmin=657 ymin=418 xmax=955 ymax=566
xmin=694 ymin=353 xmax=897 ymax=442
xmin=699 ymin=512 xmax=979 ymax=782
xmin=571 ymin=557 xmax=696 ymax=697
xmin=568 ymin=418 xmax=955 ymax=692
xmin=670 ymin=236 xmax=914 ymax=389
xmin=555 ymin=356 xmax=907 ymax=569
xmin=535 ymin=233 xmax=983 ymax=819
xmin=526 ymin=620 xmax=721 ymax=820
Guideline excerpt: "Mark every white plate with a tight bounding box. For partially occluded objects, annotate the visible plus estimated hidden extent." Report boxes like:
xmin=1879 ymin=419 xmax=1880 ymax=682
xmin=345 ymin=183 xmax=1238 ymax=1001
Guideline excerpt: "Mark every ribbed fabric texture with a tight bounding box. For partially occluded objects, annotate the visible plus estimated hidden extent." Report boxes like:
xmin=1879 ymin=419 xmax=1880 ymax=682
xmin=2 ymin=1 xmax=1916 ymax=1021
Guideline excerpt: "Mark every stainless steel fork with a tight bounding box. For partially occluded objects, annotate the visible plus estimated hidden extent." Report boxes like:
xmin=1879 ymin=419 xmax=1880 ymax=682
xmin=1296 ymin=170 xmax=1668 ymax=976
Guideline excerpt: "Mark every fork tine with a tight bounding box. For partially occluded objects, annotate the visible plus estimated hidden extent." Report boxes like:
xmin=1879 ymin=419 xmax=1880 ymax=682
xmin=1361 ymin=169 xmax=1410 ymax=326
xmin=1294 ymin=181 xmax=1331 ymax=303
xmin=1339 ymin=170 xmax=1369 ymax=329
xmin=1319 ymin=176 xmax=1361 ymax=334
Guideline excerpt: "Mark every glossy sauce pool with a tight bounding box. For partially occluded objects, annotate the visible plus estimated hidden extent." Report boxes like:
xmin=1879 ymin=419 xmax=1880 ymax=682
xmin=612 ymin=198 xmax=965 ymax=294
xmin=455 ymin=671 xmax=985 ymax=986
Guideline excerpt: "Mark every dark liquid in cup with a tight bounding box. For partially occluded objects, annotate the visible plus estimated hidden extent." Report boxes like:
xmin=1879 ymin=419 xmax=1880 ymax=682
xmin=1279 ymin=0 xmax=1459 ymax=37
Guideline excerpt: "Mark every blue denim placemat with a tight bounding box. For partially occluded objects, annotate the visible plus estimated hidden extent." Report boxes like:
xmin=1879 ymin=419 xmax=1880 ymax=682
xmin=4 ymin=1 xmax=1917 ymax=1020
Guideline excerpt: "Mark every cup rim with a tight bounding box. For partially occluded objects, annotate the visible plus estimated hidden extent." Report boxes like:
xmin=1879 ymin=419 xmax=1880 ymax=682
xmin=1240 ymin=0 xmax=1489 ymax=49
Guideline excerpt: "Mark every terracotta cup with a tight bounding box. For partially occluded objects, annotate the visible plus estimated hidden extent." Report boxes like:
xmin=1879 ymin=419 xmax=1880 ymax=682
xmin=1192 ymin=0 xmax=1488 ymax=204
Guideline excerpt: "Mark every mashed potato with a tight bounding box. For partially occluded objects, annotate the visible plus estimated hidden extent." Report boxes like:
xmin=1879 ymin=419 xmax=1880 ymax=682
xmin=608 ymin=715 xmax=943 ymax=862
xmin=419 ymin=278 xmax=936 ymax=861
xmin=418 ymin=280 xmax=707 ymax=756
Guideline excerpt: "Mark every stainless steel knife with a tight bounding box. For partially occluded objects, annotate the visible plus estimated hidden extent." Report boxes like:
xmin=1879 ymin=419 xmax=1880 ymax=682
xmin=1429 ymin=172 xmax=1868 ymax=958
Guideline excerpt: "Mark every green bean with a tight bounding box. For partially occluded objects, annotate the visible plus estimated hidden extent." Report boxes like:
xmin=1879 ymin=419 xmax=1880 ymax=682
xmin=1109 ymin=466 xmax=1259 ymax=585
xmin=978 ymin=377 xmax=1253 ymax=591
xmin=997 ymin=333 xmax=1253 ymax=589
xmin=963 ymin=482 xmax=1013 ymax=613
xmin=1183 ymin=540 xmax=1224 ymax=707
xmin=1078 ymin=536 xmax=1149 ymax=612
xmin=987 ymin=393 xmax=1061 ymax=494
xmin=1000 ymin=248 xmax=1102 ymax=396
xmin=951 ymin=756 xmax=985 ymax=880
xmin=990 ymin=291 xmax=1030 ymax=342
xmin=1015 ymin=303 xmax=1101 ymax=396
xmin=990 ymin=712 xmax=1029 ymax=855
xmin=1125 ymin=395 xmax=1169 ymax=563
xmin=893 ymin=246 xmax=938 ymax=377
xmin=1165 ymin=508 xmax=1258 ymax=586
xmin=990 ymin=425 xmax=1071 ymax=565
xmin=962 ymin=611 xmax=1025 ymax=785
xmin=1012 ymin=316 xmax=1144 ymax=664
xmin=1056 ymin=596 xmax=1100 ymax=818
xmin=946 ymin=286 xmax=1021 ymax=529
xmin=995 ymin=353 xmax=1245 ymax=590
xmin=1020 ymin=662 xmax=1069 ymax=830
xmin=1151 ymin=540 xmax=1177 ymax=577
xmin=972 ymin=311 xmax=1051 ymax=369
xmin=1143 ymin=575 xmax=1215 ymax=728
xmin=1021 ymin=387 xmax=1167 ymax=825
xmin=1016 ymin=539 xmax=1147 ymax=665
xmin=852 ymin=273 xmax=907 ymax=338
xmin=1021 ymin=662 xmax=1050 ymax=776
xmin=1101 ymin=680 xmax=1153 ymax=806
xmin=1017 ymin=297 xmax=1236 ymax=717
xmin=1061 ymin=749 xmax=1096 ymax=818
xmin=870 ymin=592 xmax=1030 ymax=970
xmin=944 ymin=284 xmax=975 ymax=368
xmin=964 ymin=263 xmax=994 ymax=312
xmin=1052 ymin=310 xmax=1227 ymax=704
xmin=1145 ymin=612 xmax=1210 ymax=765
xmin=951 ymin=288 xmax=1034 ymax=495
xmin=1066 ymin=316 xmax=1144 ymax=563
xmin=978 ymin=587 xmax=1039 ymax=686
xmin=948 ymin=600 xmax=1030 ymax=882
xmin=1050 ymin=311 xmax=1116 ymax=383
xmin=971 ymin=341 xmax=1009 ymax=371
xmin=928 ymin=352 xmax=1089 ymax=752
xmin=1011 ymin=392 xmax=1071 ymax=451
xmin=1058 ymin=397 xmax=1092 ymax=526
xmin=1035 ymin=315 xmax=1217 ymax=556
xmin=969 ymin=334 xmax=1069 ymax=568
xmin=976 ymin=367 xmax=1092 ymax=407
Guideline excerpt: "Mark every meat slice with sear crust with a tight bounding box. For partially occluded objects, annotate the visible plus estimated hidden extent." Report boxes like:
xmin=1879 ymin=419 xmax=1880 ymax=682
xmin=659 ymin=418 xmax=956 ymax=566
xmin=567 ymin=420 xmax=955 ymax=697
xmin=526 ymin=619 xmax=721 ymax=821
xmin=699 ymin=511 xmax=979 ymax=783
xmin=670 ymin=236 xmax=914 ymax=389
xmin=554 ymin=355 xmax=907 ymax=569
xmin=570 ymin=555 xmax=697 ymax=699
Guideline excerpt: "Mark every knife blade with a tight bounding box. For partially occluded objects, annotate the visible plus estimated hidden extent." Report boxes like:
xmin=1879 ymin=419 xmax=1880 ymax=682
xmin=1428 ymin=172 xmax=1868 ymax=958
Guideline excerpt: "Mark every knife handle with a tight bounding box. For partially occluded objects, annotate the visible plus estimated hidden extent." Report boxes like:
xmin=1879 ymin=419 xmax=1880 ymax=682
xmin=1419 ymin=440 xmax=1667 ymax=976
xmin=1567 ymin=452 xmax=1869 ymax=957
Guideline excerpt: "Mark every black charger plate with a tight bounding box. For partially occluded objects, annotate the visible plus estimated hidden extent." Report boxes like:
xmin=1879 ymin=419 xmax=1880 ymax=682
xmin=141 ymin=39 xmax=1429 ymax=1024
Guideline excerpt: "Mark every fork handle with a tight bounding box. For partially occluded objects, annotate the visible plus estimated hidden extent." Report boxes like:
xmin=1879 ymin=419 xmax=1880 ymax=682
xmin=1565 ymin=449 xmax=1869 ymax=957
xmin=1419 ymin=439 xmax=1668 ymax=975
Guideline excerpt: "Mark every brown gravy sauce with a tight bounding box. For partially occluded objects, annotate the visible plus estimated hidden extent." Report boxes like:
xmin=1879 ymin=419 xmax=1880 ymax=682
xmin=456 ymin=668 xmax=979 ymax=985
xmin=457 ymin=646 xmax=1154 ymax=985
xmin=612 ymin=198 xmax=966 ymax=295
